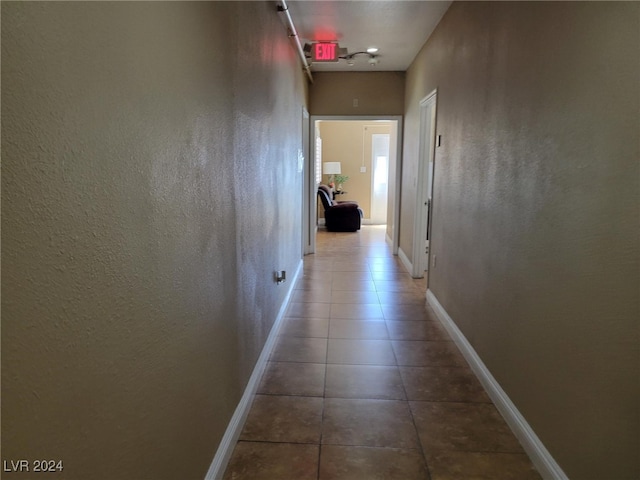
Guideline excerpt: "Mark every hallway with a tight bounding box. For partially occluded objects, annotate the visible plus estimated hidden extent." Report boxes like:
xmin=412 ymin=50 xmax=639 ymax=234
xmin=223 ymin=226 xmax=541 ymax=480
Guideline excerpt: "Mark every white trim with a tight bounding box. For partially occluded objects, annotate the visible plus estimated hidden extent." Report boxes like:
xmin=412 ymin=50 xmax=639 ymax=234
xmin=392 ymin=119 xmax=403 ymax=255
xmin=302 ymin=107 xmax=312 ymax=255
xmin=426 ymin=289 xmax=569 ymax=480
xmin=385 ymin=233 xmax=393 ymax=247
xmin=397 ymin=247 xmax=414 ymax=276
xmin=204 ymin=260 xmax=303 ymax=480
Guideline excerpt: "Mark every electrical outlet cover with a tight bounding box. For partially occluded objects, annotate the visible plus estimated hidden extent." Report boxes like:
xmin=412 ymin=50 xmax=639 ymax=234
xmin=360 ymin=166 xmax=366 ymax=173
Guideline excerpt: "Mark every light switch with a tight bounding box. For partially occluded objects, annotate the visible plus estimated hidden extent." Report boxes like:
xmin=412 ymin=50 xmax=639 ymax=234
xmin=360 ymin=166 xmax=366 ymax=173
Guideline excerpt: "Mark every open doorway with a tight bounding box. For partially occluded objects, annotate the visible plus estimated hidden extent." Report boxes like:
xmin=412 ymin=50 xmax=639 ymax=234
xmin=304 ymin=116 xmax=403 ymax=254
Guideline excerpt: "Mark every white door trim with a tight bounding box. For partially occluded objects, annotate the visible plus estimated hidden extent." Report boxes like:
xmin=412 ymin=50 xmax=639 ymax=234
xmin=411 ymin=90 xmax=437 ymax=278
xmin=302 ymin=107 xmax=312 ymax=255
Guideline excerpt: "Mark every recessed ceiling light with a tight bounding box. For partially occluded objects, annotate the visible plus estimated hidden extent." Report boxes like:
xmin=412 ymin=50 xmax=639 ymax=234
xmin=367 ymin=47 xmax=379 ymax=53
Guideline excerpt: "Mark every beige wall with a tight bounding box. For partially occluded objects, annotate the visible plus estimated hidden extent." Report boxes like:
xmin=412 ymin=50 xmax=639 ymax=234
xmin=318 ymin=121 xmax=393 ymax=220
xmin=310 ymin=71 xmax=405 ymax=115
xmin=401 ymin=2 xmax=639 ymax=478
xmin=1 ymin=3 xmax=306 ymax=479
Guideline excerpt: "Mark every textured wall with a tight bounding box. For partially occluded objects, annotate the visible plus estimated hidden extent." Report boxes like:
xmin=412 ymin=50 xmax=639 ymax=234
xmin=401 ymin=2 xmax=639 ymax=478
xmin=310 ymin=71 xmax=405 ymax=115
xmin=1 ymin=2 xmax=306 ymax=479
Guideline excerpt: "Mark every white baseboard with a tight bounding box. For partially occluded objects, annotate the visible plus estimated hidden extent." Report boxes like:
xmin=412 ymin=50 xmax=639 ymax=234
xmin=397 ymin=247 xmax=413 ymax=276
xmin=204 ymin=260 xmax=303 ymax=480
xmin=426 ymin=289 xmax=568 ymax=480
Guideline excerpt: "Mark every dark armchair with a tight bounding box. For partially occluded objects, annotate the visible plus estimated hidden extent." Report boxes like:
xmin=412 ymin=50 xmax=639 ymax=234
xmin=317 ymin=184 xmax=363 ymax=232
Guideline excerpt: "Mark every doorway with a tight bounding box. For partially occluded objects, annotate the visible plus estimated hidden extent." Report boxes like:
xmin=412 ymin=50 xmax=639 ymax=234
xmin=305 ymin=116 xmax=403 ymax=254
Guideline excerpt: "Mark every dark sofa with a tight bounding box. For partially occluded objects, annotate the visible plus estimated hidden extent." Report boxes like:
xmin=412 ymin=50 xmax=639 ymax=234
xmin=317 ymin=184 xmax=363 ymax=232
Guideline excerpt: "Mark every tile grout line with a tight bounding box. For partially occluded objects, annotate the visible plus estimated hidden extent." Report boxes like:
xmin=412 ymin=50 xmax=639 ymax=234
xmin=379 ymin=253 xmax=434 ymax=479
xmin=317 ymin=296 xmax=331 ymax=480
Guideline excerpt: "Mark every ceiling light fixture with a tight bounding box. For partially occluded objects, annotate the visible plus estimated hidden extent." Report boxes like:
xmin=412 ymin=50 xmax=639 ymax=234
xmin=367 ymin=47 xmax=379 ymax=53
xmin=342 ymin=51 xmax=379 ymax=66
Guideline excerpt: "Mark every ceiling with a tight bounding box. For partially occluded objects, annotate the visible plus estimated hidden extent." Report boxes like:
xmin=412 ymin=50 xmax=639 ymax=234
xmin=285 ymin=1 xmax=452 ymax=72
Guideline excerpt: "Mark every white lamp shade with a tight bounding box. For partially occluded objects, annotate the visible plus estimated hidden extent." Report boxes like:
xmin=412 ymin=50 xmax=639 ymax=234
xmin=323 ymin=162 xmax=341 ymax=175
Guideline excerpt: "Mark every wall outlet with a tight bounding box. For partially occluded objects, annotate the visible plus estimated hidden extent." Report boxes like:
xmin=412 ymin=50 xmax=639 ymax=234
xmin=360 ymin=166 xmax=366 ymax=173
xmin=353 ymin=98 xmax=359 ymax=107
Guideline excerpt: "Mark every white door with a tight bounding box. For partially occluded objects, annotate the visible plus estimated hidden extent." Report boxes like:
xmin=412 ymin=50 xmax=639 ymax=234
xmin=423 ymin=115 xmax=436 ymax=272
xmin=412 ymin=91 xmax=437 ymax=277
xmin=371 ymin=134 xmax=390 ymax=225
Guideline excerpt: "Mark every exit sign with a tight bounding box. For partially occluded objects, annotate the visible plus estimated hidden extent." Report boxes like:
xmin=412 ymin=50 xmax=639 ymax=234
xmin=312 ymin=43 xmax=340 ymax=62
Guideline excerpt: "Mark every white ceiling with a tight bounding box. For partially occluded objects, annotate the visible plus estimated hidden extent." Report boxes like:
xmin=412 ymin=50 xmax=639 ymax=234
xmin=286 ymin=1 xmax=452 ymax=72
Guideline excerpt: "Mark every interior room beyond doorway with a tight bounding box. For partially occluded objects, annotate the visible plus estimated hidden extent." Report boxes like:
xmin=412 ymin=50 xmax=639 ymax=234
xmin=314 ymin=119 xmax=399 ymax=245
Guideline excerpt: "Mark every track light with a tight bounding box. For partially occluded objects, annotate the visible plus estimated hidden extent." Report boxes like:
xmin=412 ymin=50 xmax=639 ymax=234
xmin=342 ymin=51 xmax=380 ymax=66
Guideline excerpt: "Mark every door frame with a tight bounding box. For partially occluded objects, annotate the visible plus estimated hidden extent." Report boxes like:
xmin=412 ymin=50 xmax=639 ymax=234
xmin=302 ymin=107 xmax=312 ymax=255
xmin=411 ymin=90 xmax=438 ymax=277
xmin=307 ymin=115 xmax=403 ymax=254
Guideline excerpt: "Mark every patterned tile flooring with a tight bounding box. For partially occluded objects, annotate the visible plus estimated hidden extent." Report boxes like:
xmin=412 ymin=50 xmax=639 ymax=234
xmin=223 ymin=226 xmax=541 ymax=480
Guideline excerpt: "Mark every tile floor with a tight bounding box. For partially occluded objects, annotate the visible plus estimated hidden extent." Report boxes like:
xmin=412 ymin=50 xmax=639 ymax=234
xmin=223 ymin=226 xmax=541 ymax=480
